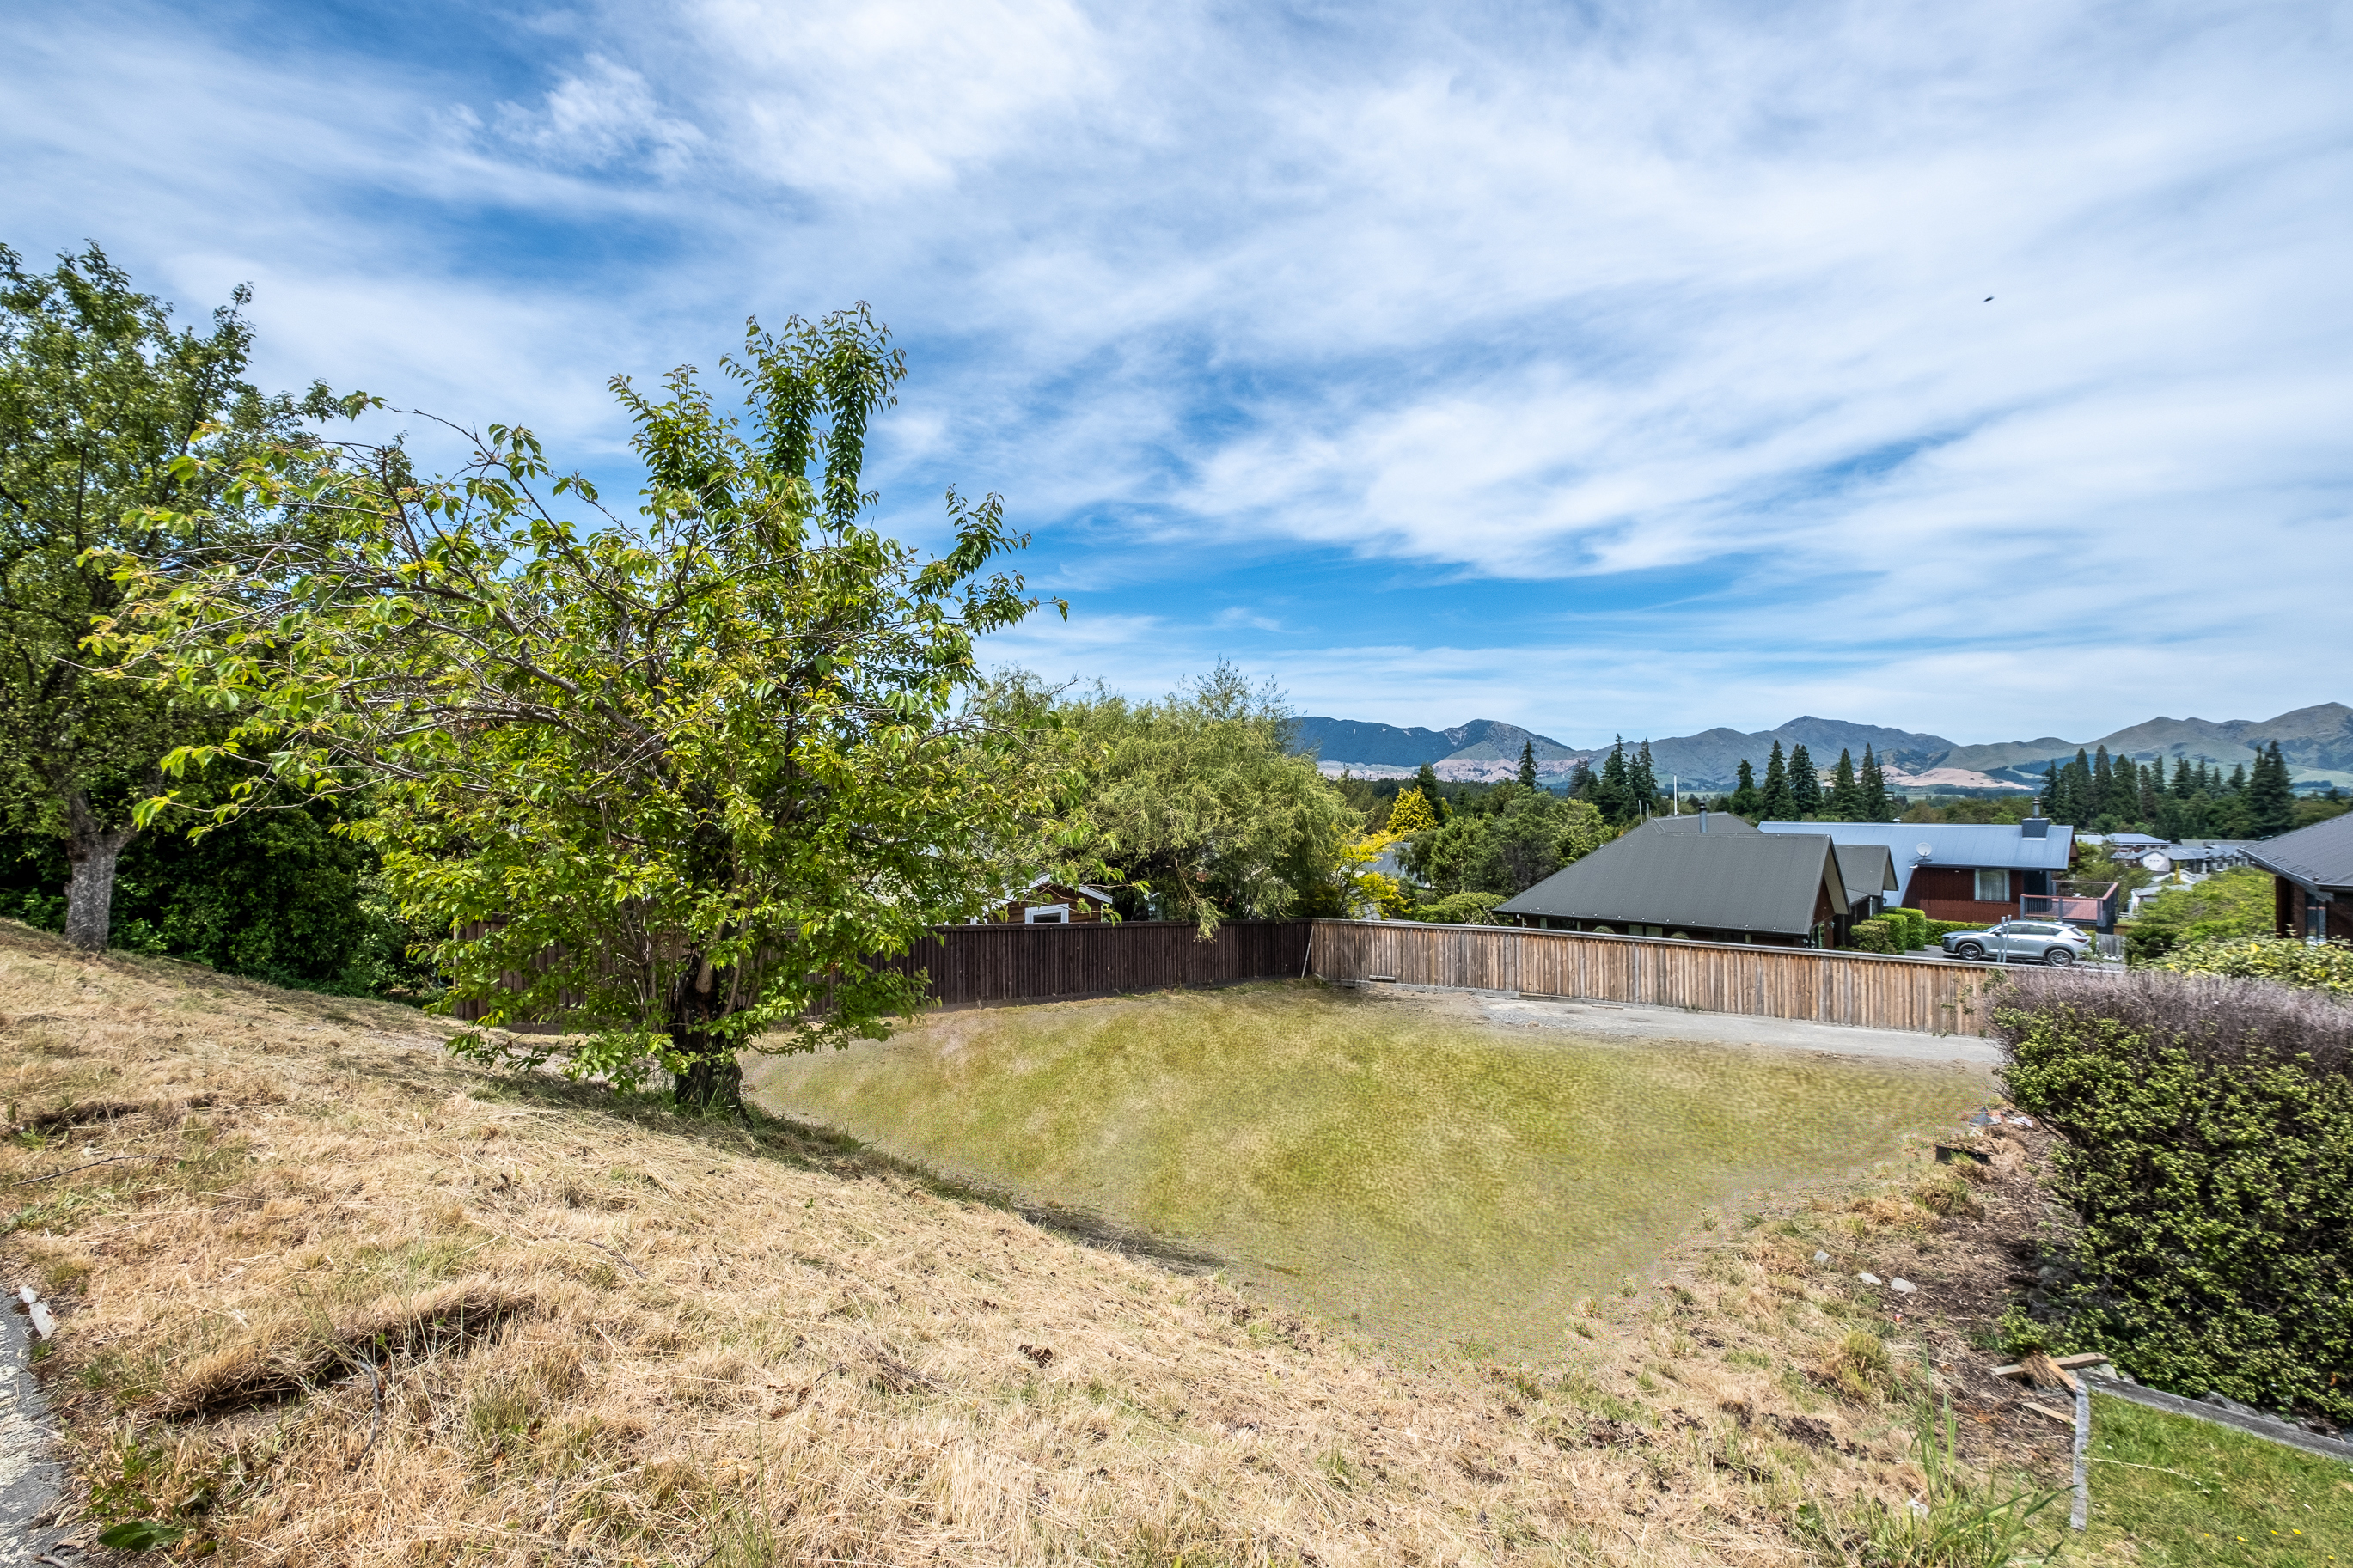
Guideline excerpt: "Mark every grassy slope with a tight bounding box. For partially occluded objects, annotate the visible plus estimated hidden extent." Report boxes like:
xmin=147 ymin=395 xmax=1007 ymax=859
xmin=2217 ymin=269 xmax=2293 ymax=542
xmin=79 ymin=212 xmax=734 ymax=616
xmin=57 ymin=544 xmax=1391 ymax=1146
xmin=749 ymin=985 xmax=1989 ymax=1356
xmin=9 ymin=922 xmax=2320 ymax=1565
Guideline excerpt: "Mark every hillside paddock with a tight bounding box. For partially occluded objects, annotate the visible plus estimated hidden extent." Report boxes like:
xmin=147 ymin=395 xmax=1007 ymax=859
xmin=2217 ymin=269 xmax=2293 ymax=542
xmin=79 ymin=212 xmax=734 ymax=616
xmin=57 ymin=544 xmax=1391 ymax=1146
xmin=0 ymin=919 xmax=2118 ymax=1565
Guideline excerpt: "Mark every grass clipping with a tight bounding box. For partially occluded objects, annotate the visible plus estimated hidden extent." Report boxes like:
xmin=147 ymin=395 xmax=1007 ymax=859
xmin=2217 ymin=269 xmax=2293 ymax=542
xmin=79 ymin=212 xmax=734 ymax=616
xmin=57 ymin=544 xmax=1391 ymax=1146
xmin=3 ymin=923 xmax=2041 ymax=1565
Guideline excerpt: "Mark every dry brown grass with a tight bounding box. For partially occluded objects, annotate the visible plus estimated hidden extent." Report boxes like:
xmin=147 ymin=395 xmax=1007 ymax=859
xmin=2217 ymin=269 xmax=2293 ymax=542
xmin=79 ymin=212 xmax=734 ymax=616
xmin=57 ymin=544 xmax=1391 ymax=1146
xmin=0 ymin=921 xmax=2026 ymax=1565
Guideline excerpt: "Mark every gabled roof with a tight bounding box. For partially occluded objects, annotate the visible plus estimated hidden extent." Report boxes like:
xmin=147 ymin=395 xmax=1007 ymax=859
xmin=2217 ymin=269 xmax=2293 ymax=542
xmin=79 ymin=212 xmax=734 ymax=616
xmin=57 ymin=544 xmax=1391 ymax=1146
xmin=1833 ymin=842 xmax=1900 ymax=905
xmin=2249 ymin=811 xmax=2353 ymax=893
xmin=1497 ymin=831 xmax=1846 ymax=935
xmin=1757 ymin=821 xmax=2075 ymax=906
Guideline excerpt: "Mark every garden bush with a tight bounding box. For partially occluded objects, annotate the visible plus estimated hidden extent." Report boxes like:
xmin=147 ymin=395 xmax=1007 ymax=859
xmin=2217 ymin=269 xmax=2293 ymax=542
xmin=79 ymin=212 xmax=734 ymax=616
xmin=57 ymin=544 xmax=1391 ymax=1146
xmin=2120 ymin=865 xmax=2273 ymax=961
xmin=2149 ymin=935 xmax=2353 ymax=997
xmin=1411 ymin=891 xmax=1507 ymax=925
xmin=1885 ymin=907 xmax=1928 ymax=951
xmin=1849 ymin=918 xmax=1898 ymax=954
xmin=1993 ymin=968 xmax=2353 ymax=1423
xmin=1923 ymin=918 xmax=1981 ymax=943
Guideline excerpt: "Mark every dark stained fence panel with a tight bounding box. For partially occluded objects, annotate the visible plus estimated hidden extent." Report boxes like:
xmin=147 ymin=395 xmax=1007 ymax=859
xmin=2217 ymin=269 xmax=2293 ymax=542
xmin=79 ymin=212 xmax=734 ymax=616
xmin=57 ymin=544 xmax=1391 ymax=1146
xmin=875 ymin=920 xmax=1313 ymax=1007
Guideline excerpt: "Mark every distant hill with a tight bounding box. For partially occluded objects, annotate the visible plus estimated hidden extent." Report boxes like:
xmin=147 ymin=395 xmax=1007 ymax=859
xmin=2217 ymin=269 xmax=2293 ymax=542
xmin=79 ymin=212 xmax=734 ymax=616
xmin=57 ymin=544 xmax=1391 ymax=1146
xmin=1297 ymin=703 xmax=2353 ymax=792
xmin=1293 ymin=717 xmax=1578 ymax=769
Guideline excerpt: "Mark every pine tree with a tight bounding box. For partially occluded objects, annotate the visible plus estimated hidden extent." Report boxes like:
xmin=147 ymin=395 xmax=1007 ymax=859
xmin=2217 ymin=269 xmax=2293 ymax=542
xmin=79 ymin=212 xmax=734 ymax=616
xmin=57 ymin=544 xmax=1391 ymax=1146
xmin=2171 ymin=756 xmax=2193 ymax=797
xmin=1728 ymin=759 xmax=1761 ymax=818
xmin=1760 ymin=741 xmax=1796 ymax=821
xmin=1829 ymin=748 xmax=1861 ymax=819
xmin=2227 ymin=762 xmax=2248 ymax=794
xmin=1598 ymin=737 xmax=1632 ymax=823
xmin=1516 ymin=740 xmax=1538 ymax=790
xmin=1860 ymin=746 xmax=1892 ymax=821
xmin=2249 ymin=740 xmax=2295 ymax=837
xmin=1632 ymin=741 xmax=1659 ymax=814
xmin=2138 ymin=766 xmax=2160 ymax=824
xmin=1569 ymin=757 xmax=1596 ymax=800
xmin=1788 ymin=743 xmax=1822 ymax=817
xmin=2091 ymin=747 xmax=2114 ymax=822
xmin=1415 ymin=762 xmax=1445 ymax=822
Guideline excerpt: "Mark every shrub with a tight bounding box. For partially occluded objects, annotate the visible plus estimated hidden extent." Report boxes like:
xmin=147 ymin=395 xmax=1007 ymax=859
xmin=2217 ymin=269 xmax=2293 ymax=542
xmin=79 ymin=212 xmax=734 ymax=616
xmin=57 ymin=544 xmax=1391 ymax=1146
xmin=1992 ymin=968 xmax=2353 ymax=1422
xmin=1411 ymin=892 xmax=1506 ymax=925
xmin=1923 ymin=918 xmax=1981 ymax=943
xmin=1849 ymin=918 xmax=1897 ymax=954
xmin=2149 ymin=935 xmax=2353 ymax=997
xmin=2120 ymin=865 xmax=2273 ymax=961
xmin=1892 ymin=907 xmax=1928 ymax=950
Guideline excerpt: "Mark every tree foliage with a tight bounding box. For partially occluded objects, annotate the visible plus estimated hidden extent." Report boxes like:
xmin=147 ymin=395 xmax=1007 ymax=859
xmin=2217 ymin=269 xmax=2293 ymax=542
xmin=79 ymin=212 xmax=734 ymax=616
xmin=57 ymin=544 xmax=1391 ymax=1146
xmin=2121 ymin=866 xmax=2276 ymax=962
xmin=2148 ymin=935 xmax=2353 ymax=997
xmin=1039 ymin=665 xmax=1352 ymax=933
xmin=0 ymin=243 xmax=340 ymax=949
xmin=101 ymin=308 xmax=1052 ymax=1109
xmin=1404 ymin=784 xmax=1604 ymax=900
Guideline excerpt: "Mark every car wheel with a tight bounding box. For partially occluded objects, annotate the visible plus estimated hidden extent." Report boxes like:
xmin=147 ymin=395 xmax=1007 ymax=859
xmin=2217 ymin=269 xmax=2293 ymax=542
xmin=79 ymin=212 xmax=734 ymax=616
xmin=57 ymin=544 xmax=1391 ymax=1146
xmin=2045 ymin=949 xmax=2075 ymax=967
xmin=1954 ymin=942 xmax=1985 ymax=961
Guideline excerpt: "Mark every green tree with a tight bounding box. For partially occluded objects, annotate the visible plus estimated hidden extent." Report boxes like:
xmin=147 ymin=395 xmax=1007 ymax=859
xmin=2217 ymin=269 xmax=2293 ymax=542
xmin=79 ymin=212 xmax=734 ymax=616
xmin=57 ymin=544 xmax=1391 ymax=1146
xmin=1759 ymin=741 xmax=1795 ymax=821
xmin=1631 ymin=740 xmax=1658 ymax=813
xmin=1 ymin=244 xmax=339 ymax=949
xmin=1516 ymin=740 xmax=1537 ymax=789
xmin=1048 ymin=665 xmax=1352 ymax=930
xmin=1410 ymin=790 xmax=1602 ymax=899
xmin=1826 ymin=747 xmax=1861 ymax=820
xmin=1858 ymin=745 xmax=1893 ymax=821
xmin=2122 ymin=866 xmax=2276 ymax=961
xmin=1788 ymin=742 xmax=1822 ymax=817
xmin=107 ymin=308 xmax=1053 ymax=1111
xmin=1385 ymin=785 xmax=1438 ymax=837
xmin=2248 ymin=741 xmax=2295 ymax=838
xmin=1727 ymin=758 xmax=1761 ymax=819
xmin=1415 ymin=761 xmax=1445 ymax=821
xmin=1596 ymin=736 xmax=1632 ymax=822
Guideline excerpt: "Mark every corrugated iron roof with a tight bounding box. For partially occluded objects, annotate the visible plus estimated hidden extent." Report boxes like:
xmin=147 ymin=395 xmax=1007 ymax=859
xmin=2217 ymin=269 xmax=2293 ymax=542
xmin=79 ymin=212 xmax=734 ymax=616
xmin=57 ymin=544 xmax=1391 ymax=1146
xmin=1496 ymin=831 xmax=1844 ymax=934
xmin=1834 ymin=842 xmax=1900 ymax=904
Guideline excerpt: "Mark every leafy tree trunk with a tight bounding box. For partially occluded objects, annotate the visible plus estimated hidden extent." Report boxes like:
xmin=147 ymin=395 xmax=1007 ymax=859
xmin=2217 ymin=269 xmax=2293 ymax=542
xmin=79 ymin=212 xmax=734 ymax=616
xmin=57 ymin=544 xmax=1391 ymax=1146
xmin=668 ymin=956 xmax=743 ymax=1113
xmin=61 ymin=789 xmax=136 ymax=951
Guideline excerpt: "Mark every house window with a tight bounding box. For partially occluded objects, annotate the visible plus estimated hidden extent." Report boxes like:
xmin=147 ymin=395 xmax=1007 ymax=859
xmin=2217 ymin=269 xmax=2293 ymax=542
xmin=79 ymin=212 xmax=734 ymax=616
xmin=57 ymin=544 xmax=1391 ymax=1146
xmin=1025 ymin=905 xmax=1069 ymax=924
xmin=1974 ymin=869 xmax=2011 ymax=903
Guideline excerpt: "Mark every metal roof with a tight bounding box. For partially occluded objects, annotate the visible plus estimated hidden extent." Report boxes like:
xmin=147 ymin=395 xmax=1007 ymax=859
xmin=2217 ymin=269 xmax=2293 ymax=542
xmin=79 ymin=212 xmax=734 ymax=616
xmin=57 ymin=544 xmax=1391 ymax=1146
xmin=2249 ymin=811 xmax=2353 ymax=893
xmin=1756 ymin=821 xmax=2075 ymax=907
xmin=1833 ymin=842 xmax=1900 ymax=904
xmin=1496 ymin=831 xmax=1846 ymax=934
xmin=1633 ymin=810 xmax=1760 ymax=834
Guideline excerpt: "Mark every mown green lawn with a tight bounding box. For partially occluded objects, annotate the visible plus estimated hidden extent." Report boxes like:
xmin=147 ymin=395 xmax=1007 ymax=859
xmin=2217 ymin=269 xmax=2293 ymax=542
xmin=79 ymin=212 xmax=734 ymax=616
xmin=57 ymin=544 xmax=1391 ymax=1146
xmin=2086 ymin=1393 xmax=2353 ymax=1565
xmin=748 ymin=981 xmax=1989 ymax=1354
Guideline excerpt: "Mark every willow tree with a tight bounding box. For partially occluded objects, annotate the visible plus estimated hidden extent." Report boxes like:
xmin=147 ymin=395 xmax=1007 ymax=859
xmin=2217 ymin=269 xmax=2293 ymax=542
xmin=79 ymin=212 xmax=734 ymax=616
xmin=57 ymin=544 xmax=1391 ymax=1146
xmin=101 ymin=309 xmax=1055 ymax=1109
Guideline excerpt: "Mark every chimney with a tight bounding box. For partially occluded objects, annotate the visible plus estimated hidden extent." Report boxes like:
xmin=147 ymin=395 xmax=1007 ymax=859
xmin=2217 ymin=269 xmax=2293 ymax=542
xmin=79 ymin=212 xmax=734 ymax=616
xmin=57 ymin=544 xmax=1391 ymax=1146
xmin=2021 ymin=817 xmax=2050 ymax=839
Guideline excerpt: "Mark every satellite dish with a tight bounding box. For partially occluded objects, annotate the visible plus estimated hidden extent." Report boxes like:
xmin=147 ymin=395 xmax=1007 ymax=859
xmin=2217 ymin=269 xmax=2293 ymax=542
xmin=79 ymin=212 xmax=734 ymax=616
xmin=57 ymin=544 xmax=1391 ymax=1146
xmin=2141 ymin=851 xmax=2172 ymax=872
xmin=1916 ymin=842 xmax=1934 ymax=859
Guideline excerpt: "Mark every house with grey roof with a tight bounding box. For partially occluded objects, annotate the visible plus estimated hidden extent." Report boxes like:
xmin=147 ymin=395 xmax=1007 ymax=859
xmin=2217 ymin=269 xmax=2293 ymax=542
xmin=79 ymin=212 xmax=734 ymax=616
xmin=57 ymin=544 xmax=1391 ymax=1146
xmin=1495 ymin=824 xmax=1849 ymax=947
xmin=1756 ymin=818 xmax=2090 ymax=926
xmin=2248 ymin=811 xmax=2353 ymax=943
xmin=1834 ymin=842 xmax=1901 ymax=921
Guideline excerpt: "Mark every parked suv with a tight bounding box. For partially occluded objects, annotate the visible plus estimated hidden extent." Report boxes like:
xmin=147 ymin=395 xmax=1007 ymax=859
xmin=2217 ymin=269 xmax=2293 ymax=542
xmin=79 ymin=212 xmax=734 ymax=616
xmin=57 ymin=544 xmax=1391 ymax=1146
xmin=1940 ymin=919 xmax=2092 ymax=967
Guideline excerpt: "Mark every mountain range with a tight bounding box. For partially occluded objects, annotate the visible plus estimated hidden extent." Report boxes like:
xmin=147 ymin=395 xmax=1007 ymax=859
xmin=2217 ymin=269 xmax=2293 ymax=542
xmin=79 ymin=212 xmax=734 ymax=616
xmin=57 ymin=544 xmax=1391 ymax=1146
xmin=1293 ymin=704 xmax=2353 ymax=793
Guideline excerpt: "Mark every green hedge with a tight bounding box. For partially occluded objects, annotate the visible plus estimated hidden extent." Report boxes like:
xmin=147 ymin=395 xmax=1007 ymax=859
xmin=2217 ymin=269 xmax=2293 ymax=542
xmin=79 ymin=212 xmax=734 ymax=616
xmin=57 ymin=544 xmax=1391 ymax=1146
xmin=1849 ymin=917 xmax=1898 ymax=954
xmin=2149 ymin=936 xmax=2353 ymax=997
xmin=1885 ymin=907 xmax=1928 ymax=951
xmin=1924 ymin=918 xmax=1982 ymax=943
xmin=1995 ymin=970 xmax=2353 ymax=1423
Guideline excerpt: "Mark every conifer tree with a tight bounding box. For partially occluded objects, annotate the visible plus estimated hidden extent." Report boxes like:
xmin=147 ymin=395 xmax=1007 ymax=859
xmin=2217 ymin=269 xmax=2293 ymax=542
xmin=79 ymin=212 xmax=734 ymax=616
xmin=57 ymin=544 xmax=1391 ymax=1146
xmin=1516 ymin=741 xmax=1537 ymax=790
xmin=2138 ymin=766 xmax=2161 ymax=823
xmin=1386 ymin=786 xmax=1439 ymax=836
xmin=1597 ymin=737 xmax=1632 ymax=823
xmin=1415 ymin=762 xmax=1445 ymax=822
xmin=1760 ymin=741 xmax=1795 ymax=821
xmin=2171 ymin=756 xmax=2193 ymax=797
xmin=1829 ymin=748 xmax=1861 ymax=819
xmin=1788 ymin=743 xmax=1822 ymax=817
xmin=1632 ymin=741 xmax=1659 ymax=814
xmin=2092 ymin=747 xmax=2114 ymax=821
xmin=2227 ymin=762 xmax=2248 ymax=794
xmin=1727 ymin=759 xmax=1761 ymax=818
xmin=1859 ymin=745 xmax=1893 ymax=821
xmin=2248 ymin=740 xmax=2295 ymax=837
xmin=1568 ymin=757 xmax=1595 ymax=800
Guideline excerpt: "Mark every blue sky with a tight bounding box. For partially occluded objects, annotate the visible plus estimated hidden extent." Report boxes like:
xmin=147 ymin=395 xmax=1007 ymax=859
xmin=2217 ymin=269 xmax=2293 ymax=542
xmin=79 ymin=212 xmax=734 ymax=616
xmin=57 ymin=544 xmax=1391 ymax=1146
xmin=6 ymin=0 xmax=2350 ymax=746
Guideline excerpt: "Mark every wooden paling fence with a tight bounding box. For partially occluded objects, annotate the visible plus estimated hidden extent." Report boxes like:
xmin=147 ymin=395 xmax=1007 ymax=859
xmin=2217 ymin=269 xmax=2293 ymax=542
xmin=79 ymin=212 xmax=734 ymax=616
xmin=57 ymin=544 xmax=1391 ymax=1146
xmin=1306 ymin=920 xmax=1995 ymax=1036
xmin=877 ymin=919 xmax=1314 ymax=1008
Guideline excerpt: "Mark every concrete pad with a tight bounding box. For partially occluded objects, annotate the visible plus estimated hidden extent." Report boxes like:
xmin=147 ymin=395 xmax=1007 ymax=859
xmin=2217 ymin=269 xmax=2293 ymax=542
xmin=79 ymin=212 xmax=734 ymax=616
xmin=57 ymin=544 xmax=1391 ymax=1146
xmin=1471 ymin=993 xmax=2005 ymax=1066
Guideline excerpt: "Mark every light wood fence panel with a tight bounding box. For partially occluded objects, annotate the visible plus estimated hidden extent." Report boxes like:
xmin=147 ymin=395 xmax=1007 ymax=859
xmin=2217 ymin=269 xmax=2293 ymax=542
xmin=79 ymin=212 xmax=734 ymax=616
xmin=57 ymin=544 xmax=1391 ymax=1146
xmin=1307 ymin=921 xmax=1994 ymax=1036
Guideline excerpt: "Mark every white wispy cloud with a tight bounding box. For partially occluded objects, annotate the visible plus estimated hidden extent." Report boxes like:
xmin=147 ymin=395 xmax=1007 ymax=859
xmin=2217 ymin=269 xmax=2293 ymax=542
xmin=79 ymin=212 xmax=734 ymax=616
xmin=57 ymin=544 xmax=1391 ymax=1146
xmin=3 ymin=0 xmax=2347 ymax=741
